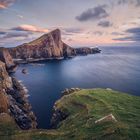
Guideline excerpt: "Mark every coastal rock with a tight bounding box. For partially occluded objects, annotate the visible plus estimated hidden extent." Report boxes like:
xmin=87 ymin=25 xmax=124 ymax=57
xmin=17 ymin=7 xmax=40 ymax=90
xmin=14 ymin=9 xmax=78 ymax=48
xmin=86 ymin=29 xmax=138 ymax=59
xmin=8 ymin=29 xmax=100 ymax=62
xmin=7 ymin=77 xmax=37 ymax=129
xmin=0 ymin=60 xmax=37 ymax=130
xmin=22 ymin=69 xmax=28 ymax=74
xmin=0 ymin=61 xmax=12 ymax=89
xmin=0 ymin=47 xmax=16 ymax=72
xmin=0 ymin=90 xmax=9 ymax=113
xmin=51 ymin=108 xmax=69 ymax=128
xmin=75 ymin=47 xmax=101 ymax=55
xmin=62 ymin=88 xmax=81 ymax=96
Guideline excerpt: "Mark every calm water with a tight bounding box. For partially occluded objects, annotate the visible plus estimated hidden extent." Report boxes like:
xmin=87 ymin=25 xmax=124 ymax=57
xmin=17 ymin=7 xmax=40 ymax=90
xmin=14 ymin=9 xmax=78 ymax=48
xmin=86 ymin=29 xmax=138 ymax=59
xmin=13 ymin=46 xmax=140 ymax=129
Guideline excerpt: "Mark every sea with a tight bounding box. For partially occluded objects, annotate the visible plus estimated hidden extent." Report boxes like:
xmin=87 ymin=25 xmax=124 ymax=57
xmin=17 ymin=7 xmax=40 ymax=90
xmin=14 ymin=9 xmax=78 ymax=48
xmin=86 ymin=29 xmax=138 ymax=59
xmin=13 ymin=46 xmax=140 ymax=129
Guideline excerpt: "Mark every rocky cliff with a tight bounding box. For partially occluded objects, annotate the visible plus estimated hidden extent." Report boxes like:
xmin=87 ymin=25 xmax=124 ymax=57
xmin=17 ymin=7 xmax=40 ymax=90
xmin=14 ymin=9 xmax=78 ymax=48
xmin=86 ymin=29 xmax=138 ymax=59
xmin=0 ymin=61 xmax=37 ymax=130
xmin=75 ymin=47 xmax=101 ymax=55
xmin=0 ymin=47 xmax=16 ymax=72
xmin=8 ymin=29 xmax=75 ymax=61
xmin=8 ymin=29 xmax=100 ymax=62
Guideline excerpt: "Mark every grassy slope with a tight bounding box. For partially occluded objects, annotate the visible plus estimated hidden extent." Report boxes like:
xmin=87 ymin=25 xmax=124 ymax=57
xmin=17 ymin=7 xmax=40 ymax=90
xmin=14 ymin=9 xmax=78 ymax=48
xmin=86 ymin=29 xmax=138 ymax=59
xmin=0 ymin=89 xmax=140 ymax=140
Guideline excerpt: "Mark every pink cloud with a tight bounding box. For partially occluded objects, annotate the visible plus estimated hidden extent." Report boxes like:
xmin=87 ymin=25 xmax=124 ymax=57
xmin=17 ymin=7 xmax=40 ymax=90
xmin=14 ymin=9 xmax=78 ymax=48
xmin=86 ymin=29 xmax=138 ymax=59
xmin=0 ymin=0 xmax=16 ymax=9
xmin=12 ymin=24 xmax=49 ymax=33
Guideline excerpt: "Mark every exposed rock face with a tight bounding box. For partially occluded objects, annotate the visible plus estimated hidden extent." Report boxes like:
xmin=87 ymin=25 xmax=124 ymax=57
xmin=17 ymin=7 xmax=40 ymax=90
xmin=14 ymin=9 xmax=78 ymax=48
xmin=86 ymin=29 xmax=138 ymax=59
xmin=51 ymin=108 xmax=69 ymax=128
xmin=8 ymin=29 xmax=76 ymax=61
xmin=62 ymin=88 xmax=81 ymax=96
xmin=75 ymin=47 xmax=101 ymax=55
xmin=0 ymin=60 xmax=37 ymax=130
xmin=0 ymin=61 xmax=12 ymax=89
xmin=8 ymin=29 xmax=100 ymax=62
xmin=0 ymin=91 xmax=9 ymax=113
xmin=0 ymin=47 xmax=16 ymax=71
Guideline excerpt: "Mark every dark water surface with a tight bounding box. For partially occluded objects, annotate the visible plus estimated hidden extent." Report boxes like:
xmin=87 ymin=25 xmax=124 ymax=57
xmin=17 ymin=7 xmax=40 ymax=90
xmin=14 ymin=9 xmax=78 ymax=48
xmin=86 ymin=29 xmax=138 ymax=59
xmin=13 ymin=46 xmax=140 ymax=129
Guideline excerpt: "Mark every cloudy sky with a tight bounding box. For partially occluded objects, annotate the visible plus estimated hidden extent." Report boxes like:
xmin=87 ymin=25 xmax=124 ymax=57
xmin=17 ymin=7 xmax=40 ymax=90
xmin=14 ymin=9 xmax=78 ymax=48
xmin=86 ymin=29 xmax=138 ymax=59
xmin=0 ymin=0 xmax=140 ymax=47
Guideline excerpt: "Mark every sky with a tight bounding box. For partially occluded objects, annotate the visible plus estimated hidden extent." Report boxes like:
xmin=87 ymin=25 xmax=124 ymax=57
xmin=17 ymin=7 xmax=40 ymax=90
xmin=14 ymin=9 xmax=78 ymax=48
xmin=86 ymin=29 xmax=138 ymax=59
xmin=0 ymin=0 xmax=140 ymax=47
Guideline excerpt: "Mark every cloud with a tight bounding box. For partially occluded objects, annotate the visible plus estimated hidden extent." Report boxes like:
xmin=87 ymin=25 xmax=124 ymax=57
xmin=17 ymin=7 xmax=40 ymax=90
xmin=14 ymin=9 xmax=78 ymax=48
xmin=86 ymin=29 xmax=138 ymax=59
xmin=0 ymin=25 xmax=49 ymax=47
xmin=126 ymin=27 xmax=140 ymax=34
xmin=17 ymin=14 xmax=24 ymax=19
xmin=98 ymin=21 xmax=113 ymax=27
xmin=0 ymin=31 xmax=30 ymax=39
xmin=76 ymin=5 xmax=109 ymax=22
xmin=0 ymin=29 xmax=35 ymax=47
xmin=11 ymin=24 xmax=49 ymax=33
xmin=63 ymin=28 xmax=83 ymax=34
xmin=117 ymin=0 xmax=140 ymax=6
xmin=0 ymin=0 xmax=16 ymax=9
xmin=117 ymin=0 xmax=129 ymax=5
xmin=113 ymin=27 xmax=140 ymax=42
xmin=88 ymin=31 xmax=103 ymax=36
xmin=0 ymin=31 xmax=6 ymax=35
xmin=136 ymin=0 xmax=140 ymax=6
xmin=61 ymin=27 xmax=84 ymax=36
xmin=94 ymin=31 xmax=103 ymax=36
xmin=111 ymin=32 xmax=124 ymax=36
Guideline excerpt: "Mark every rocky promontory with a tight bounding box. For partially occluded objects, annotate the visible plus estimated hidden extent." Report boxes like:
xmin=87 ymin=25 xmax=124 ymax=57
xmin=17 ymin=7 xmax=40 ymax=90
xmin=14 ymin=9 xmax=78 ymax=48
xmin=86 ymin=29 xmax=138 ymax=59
xmin=8 ymin=29 xmax=101 ymax=63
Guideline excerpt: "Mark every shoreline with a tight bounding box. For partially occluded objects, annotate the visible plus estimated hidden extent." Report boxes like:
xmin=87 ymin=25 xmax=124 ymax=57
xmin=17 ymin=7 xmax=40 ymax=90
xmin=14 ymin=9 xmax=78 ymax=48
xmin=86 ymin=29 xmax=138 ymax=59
xmin=13 ymin=52 xmax=101 ymax=64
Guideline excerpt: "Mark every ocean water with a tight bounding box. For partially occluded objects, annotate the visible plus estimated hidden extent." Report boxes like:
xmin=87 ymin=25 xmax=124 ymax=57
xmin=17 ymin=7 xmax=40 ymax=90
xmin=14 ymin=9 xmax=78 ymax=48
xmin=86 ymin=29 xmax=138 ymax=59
xmin=13 ymin=46 xmax=140 ymax=129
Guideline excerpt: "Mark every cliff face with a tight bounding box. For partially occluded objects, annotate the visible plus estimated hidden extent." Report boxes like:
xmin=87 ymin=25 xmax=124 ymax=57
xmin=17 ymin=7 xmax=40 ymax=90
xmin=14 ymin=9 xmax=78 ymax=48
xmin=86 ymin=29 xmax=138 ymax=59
xmin=75 ymin=47 xmax=101 ymax=55
xmin=0 ymin=61 xmax=12 ymax=89
xmin=0 ymin=61 xmax=36 ymax=130
xmin=8 ymin=29 xmax=100 ymax=62
xmin=0 ymin=91 xmax=9 ymax=113
xmin=0 ymin=47 xmax=16 ymax=71
xmin=8 ymin=29 xmax=76 ymax=60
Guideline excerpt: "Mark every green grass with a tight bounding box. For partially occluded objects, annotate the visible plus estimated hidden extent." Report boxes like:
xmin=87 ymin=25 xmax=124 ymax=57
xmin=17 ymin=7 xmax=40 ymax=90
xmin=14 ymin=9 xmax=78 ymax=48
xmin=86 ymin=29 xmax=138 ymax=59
xmin=0 ymin=89 xmax=140 ymax=140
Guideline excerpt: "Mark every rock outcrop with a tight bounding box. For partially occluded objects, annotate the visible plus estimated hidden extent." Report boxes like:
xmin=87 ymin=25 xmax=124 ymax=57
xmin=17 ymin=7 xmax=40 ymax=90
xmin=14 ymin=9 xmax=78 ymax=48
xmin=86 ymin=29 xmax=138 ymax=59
xmin=0 ymin=91 xmax=9 ymax=113
xmin=62 ymin=88 xmax=81 ymax=96
xmin=75 ymin=47 xmax=101 ymax=55
xmin=8 ymin=29 xmax=100 ymax=63
xmin=8 ymin=29 xmax=76 ymax=61
xmin=0 ymin=60 xmax=37 ymax=130
xmin=0 ymin=61 xmax=12 ymax=89
xmin=0 ymin=47 xmax=16 ymax=72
